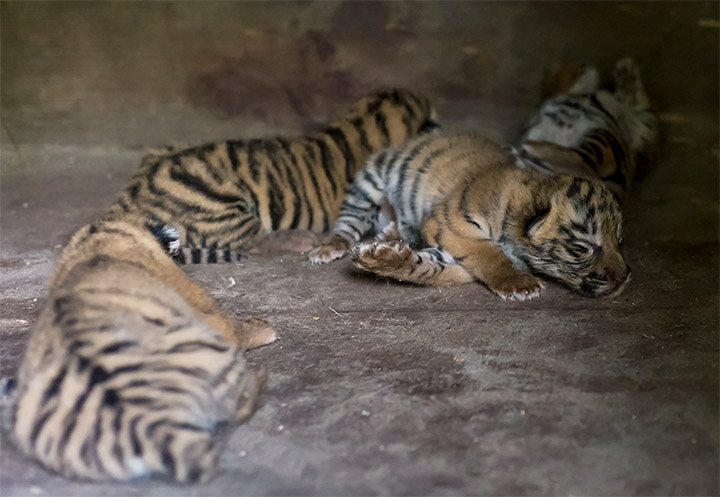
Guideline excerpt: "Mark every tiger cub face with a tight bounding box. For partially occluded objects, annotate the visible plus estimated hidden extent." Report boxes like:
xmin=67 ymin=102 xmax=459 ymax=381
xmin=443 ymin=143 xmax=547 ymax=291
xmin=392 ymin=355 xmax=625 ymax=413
xmin=521 ymin=177 xmax=630 ymax=298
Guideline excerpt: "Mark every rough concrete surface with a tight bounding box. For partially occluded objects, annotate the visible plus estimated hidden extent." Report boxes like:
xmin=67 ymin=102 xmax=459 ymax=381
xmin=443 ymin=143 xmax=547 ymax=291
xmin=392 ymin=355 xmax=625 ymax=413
xmin=1 ymin=2 xmax=718 ymax=496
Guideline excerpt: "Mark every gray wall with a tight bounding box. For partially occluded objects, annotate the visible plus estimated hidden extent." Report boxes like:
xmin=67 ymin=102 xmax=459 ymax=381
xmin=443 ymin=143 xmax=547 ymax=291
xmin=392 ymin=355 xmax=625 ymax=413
xmin=2 ymin=1 xmax=718 ymax=157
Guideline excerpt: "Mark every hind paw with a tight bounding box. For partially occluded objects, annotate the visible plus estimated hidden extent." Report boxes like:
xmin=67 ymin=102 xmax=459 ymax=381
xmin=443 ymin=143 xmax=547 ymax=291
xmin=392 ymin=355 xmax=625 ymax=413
xmin=375 ymin=221 xmax=402 ymax=242
xmin=613 ymin=58 xmax=649 ymax=109
xmin=308 ymin=235 xmax=350 ymax=264
xmin=237 ymin=317 xmax=277 ymax=350
xmin=350 ymin=240 xmax=413 ymax=272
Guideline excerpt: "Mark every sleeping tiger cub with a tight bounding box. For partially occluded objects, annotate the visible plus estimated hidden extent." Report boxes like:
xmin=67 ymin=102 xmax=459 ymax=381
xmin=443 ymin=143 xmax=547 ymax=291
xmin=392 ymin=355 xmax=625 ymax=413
xmin=105 ymin=88 xmax=437 ymax=263
xmin=1 ymin=217 xmax=276 ymax=482
xmin=517 ymin=58 xmax=657 ymax=196
xmin=308 ymin=133 xmax=630 ymax=300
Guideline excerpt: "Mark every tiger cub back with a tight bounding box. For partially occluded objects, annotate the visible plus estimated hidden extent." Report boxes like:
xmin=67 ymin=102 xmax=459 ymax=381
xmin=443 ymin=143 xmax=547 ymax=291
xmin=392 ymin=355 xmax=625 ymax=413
xmin=518 ymin=58 xmax=658 ymax=196
xmin=2 ymin=218 xmax=275 ymax=482
xmin=106 ymin=88 xmax=437 ymax=262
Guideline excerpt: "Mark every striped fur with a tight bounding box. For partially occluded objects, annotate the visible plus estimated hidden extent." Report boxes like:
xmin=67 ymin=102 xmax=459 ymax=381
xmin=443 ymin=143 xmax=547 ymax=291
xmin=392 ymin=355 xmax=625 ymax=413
xmin=517 ymin=58 xmax=658 ymax=196
xmin=1 ymin=218 xmax=276 ymax=482
xmin=105 ymin=88 xmax=437 ymax=263
xmin=310 ymin=133 xmax=630 ymax=300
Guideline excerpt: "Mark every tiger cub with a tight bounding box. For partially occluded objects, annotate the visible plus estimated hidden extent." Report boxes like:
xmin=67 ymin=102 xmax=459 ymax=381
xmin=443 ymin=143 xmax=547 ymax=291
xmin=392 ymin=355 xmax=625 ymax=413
xmin=105 ymin=88 xmax=437 ymax=263
xmin=516 ymin=58 xmax=657 ymax=196
xmin=309 ymin=133 xmax=630 ymax=300
xmin=1 ymin=217 xmax=276 ymax=483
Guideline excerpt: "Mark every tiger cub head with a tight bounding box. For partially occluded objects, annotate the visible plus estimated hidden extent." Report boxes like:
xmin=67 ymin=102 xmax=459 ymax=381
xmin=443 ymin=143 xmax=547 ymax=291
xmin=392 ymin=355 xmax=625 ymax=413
xmin=519 ymin=177 xmax=630 ymax=298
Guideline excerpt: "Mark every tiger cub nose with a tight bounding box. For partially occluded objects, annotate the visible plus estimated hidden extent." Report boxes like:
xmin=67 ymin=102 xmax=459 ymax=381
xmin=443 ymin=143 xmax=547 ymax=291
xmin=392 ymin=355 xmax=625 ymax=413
xmin=606 ymin=265 xmax=631 ymax=285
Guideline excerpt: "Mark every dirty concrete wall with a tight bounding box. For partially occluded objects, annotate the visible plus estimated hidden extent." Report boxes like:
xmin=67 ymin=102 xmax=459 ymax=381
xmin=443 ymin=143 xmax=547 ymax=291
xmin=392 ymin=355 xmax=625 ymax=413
xmin=2 ymin=1 xmax=718 ymax=161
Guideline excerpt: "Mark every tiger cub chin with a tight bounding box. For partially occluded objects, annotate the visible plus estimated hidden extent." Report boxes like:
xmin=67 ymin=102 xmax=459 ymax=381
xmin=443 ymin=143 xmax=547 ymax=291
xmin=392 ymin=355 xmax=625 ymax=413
xmin=1 ymin=217 xmax=276 ymax=483
xmin=517 ymin=58 xmax=658 ymax=197
xmin=309 ymin=133 xmax=630 ymax=300
xmin=105 ymin=87 xmax=437 ymax=264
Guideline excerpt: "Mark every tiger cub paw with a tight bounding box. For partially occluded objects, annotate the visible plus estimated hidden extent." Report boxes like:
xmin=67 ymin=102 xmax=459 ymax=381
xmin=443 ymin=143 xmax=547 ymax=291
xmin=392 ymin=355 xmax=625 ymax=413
xmin=350 ymin=240 xmax=413 ymax=272
xmin=237 ymin=317 xmax=277 ymax=350
xmin=487 ymin=272 xmax=544 ymax=302
xmin=308 ymin=235 xmax=350 ymax=264
xmin=375 ymin=221 xmax=402 ymax=242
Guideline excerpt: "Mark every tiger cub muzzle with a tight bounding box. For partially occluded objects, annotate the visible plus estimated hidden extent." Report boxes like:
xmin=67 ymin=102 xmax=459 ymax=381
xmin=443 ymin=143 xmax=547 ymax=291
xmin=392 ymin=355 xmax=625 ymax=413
xmin=523 ymin=179 xmax=630 ymax=298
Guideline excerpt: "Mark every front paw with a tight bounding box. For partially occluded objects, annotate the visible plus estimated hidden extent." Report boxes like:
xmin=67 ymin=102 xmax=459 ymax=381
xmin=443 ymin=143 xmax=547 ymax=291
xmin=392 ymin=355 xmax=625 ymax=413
xmin=350 ymin=240 xmax=413 ymax=272
xmin=307 ymin=236 xmax=350 ymax=264
xmin=237 ymin=317 xmax=277 ymax=350
xmin=487 ymin=272 xmax=544 ymax=301
xmin=375 ymin=221 xmax=402 ymax=242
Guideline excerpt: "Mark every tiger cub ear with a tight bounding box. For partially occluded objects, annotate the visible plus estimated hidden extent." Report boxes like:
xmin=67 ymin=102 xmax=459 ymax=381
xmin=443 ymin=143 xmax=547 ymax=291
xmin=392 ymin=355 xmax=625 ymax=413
xmin=522 ymin=141 xmax=595 ymax=177
xmin=524 ymin=204 xmax=552 ymax=238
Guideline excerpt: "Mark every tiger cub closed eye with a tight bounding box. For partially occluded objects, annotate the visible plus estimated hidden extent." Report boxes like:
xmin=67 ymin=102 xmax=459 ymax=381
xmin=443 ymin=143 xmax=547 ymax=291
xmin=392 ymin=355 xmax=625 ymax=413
xmin=310 ymin=133 xmax=630 ymax=300
xmin=105 ymin=88 xmax=437 ymax=263
xmin=1 ymin=218 xmax=276 ymax=483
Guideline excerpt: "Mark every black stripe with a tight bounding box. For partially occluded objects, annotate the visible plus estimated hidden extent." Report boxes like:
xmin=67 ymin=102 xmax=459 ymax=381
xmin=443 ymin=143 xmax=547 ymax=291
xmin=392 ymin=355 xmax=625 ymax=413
xmin=226 ymin=141 xmax=243 ymax=171
xmin=375 ymin=111 xmax=390 ymax=146
xmin=350 ymin=117 xmax=372 ymax=154
xmin=277 ymin=138 xmax=310 ymax=230
xmin=161 ymin=434 xmax=177 ymax=478
xmin=266 ymin=170 xmax=284 ymax=230
xmin=409 ymin=146 xmax=449 ymax=223
xmin=191 ymin=248 xmax=202 ymax=264
xmin=99 ymin=341 xmax=137 ymax=355
xmin=167 ymin=341 xmax=229 ymax=353
xmin=130 ymin=415 xmax=143 ymax=456
xmin=302 ymin=142 xmax=329 ymax=231
xmin=30 ymin=409 xmax=54 ymax=447
xmin=168 ymin=169 xmax=244 ymax=204
xmin=270 ymin=140 xmax=303 ymax=230
xmin=310 ymin=138 xmax=337 ymax=196
xmin=247 ymin=139 xmax=263 ymax=182
xmin=323 ymin=126 xmax=355 ymax=183
xmin=207 ymin=248 xmax=217 ymax=263
xmin=42 ymin=365 xmax=67 ymax=403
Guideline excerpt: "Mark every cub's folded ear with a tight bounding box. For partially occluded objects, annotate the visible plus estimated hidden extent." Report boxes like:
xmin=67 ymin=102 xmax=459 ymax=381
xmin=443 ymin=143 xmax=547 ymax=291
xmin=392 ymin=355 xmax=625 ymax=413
xmin=524 ymin=204 xmax=551 ymax=238
xmin=419 ymin=119 xmax=441 ymax=134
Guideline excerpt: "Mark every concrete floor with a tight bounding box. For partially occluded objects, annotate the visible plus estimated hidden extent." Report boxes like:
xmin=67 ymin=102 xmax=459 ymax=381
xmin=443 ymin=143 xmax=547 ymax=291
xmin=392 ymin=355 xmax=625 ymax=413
xmin=1 ymin=2 xmax=718 ymax=495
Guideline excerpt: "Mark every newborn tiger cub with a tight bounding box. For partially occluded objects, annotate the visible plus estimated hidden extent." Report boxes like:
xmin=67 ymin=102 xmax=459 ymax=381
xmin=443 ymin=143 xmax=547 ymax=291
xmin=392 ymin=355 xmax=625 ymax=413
xmin=1 ymin=217 xmax=276 ymax=483
xmin=106 ymin=88 xmax=437 ymax=263
xmin=308 ymin=133 xmax=630 ymax=300
xmin=517 ymin=58 xmax=658 ymax=197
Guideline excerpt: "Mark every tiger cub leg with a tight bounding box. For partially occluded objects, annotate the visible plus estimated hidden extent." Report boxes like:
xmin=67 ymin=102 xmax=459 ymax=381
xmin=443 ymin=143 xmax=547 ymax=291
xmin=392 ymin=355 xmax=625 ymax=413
xmin=308 ymin=167 xmax=387 ymax=264
xmin=444 ymin=237 xmax=544 ymax=301
xmin=613 ymin=58 xmax=650 ymax=110
xmin=350 ymin=241 xmax=474 ymax=286
xmin=375 ymin=221 xmax=402 ymax=241
xmin=234 ymin=317 xmax=277 ymax=350
xmin=612 ymin=58 xmax=658 ymax=169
